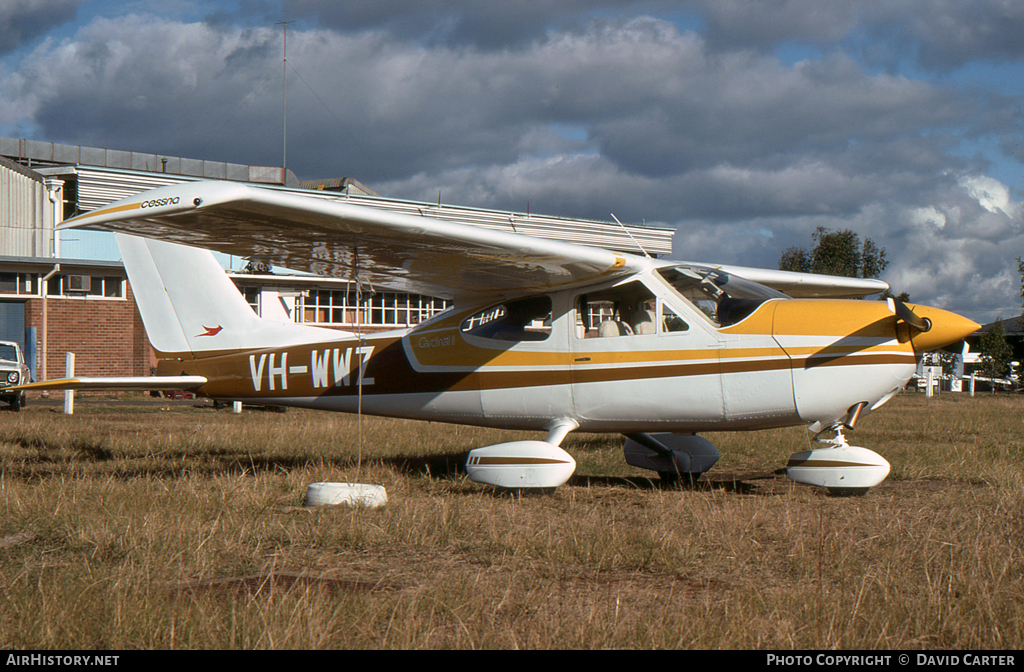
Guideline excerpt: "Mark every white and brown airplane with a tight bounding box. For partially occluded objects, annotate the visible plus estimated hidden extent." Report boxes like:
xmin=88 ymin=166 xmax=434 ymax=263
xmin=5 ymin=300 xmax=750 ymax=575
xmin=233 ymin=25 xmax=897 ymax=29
xmin=6 ymin=181 xmax=980 ymax=493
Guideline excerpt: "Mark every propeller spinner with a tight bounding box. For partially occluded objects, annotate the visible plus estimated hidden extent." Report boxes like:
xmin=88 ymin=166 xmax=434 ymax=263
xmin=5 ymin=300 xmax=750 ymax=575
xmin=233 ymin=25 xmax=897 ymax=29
xmin=894 ymin=301 xmax=980 ymax=352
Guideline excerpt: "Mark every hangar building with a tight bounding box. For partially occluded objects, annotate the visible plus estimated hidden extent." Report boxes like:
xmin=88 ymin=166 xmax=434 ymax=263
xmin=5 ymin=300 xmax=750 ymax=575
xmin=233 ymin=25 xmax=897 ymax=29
xmin=0 ymin=136 xmax=675 ymax=384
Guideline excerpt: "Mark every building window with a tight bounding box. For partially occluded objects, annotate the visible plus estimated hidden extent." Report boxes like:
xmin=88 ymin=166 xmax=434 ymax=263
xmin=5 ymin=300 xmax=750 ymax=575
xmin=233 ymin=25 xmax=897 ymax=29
xmin=231 ymin=279 xmax=450 ymax=327
xmin=239 ymin=287 xmax=261 ymax=315
xmin=298 ymin=288 xmax=449 ymax=327
xmin=104 ymin=276 xmax=123 ymax=298
xmin=45 ymin=274 xmax=125 ymax=298
xmin=0 ymin=273 xmax=35 ymax=295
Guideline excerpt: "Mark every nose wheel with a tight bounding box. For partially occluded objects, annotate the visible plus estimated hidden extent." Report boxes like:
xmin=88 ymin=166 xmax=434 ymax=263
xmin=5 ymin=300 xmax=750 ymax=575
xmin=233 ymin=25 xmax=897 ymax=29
xmin=786 ymin=425 xmax=891 ymax=495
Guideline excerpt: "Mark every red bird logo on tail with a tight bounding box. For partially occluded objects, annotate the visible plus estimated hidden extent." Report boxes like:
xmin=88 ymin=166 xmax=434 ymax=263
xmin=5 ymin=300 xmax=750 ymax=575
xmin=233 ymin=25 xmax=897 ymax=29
xmin=197 ymin=325 xmax=223 ymax=337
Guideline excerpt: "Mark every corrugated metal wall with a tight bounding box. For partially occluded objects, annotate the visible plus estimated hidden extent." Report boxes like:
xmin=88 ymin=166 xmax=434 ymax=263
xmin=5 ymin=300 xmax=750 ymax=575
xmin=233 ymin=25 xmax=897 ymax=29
xmin=75 ymin=168 xmax=188 ymax=211
xmin=0 ymin=159 xmax=54 ymax=257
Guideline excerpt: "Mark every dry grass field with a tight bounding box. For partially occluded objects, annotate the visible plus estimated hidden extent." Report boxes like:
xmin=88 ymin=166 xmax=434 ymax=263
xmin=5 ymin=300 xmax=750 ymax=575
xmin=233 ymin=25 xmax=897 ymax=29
xmin=0 ymin=392 xmax=1021 ymax=649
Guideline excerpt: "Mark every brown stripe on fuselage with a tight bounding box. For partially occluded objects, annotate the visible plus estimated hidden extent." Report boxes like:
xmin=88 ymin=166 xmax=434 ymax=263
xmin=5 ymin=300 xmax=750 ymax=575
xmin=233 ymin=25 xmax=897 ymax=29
xmin=179 ymin=331 xmax=915 ymax=400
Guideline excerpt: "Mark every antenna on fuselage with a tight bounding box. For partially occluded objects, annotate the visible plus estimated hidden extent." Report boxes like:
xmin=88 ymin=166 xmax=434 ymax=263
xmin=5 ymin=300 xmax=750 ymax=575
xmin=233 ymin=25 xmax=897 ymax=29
xmin=610 ymin=213 xmax=650 ymax=258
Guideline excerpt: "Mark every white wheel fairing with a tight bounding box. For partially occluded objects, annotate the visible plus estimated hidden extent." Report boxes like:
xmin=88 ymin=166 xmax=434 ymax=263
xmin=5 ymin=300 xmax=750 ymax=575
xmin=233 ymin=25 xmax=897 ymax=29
xmin=466 ymin=441 xmax=577 ymax=489
xmin=786 ymin=445 xmax=891 ymax=491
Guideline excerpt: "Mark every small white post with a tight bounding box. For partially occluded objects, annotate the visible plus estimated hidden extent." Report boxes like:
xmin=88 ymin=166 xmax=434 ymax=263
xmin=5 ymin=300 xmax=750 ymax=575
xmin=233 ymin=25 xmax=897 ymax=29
xmin=970 ymin=372 xmax=976 ymax=397
xmin=64 ymin=352 xmax=75 ymax=415
xmin=232 ymin=401 xmax=242 ymax=414
xmin=925 ymin=368 xmax=934 ymax=398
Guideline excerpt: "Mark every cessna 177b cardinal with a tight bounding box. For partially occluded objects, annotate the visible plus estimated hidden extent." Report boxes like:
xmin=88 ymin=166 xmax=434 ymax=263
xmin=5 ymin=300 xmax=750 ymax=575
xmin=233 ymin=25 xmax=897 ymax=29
xmin=4 ymin=181 xmax=980 ymax=493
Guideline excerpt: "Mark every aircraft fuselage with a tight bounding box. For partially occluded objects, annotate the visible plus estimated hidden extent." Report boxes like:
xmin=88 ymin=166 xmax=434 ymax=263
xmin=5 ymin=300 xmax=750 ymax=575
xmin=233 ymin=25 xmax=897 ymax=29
xmin=165 ymin=285 xmax=944 ymax=434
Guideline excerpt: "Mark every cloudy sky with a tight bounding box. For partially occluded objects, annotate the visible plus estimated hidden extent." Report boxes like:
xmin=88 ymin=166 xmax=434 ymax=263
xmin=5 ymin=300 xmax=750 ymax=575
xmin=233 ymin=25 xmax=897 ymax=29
xmin=1 ymin=0 xmax=1022 ymax=323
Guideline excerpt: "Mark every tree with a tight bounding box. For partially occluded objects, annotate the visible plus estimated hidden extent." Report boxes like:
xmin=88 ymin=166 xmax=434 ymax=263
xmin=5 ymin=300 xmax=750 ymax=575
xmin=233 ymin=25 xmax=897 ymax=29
xmin=778 ymin=246 xmax=811 ymax=274
xmin=1017 ymin=256 xmax=1023 ymax=331
xmin=779 ymin=226 xmax=889 ymax=279
xmin=860 ymin=238 xmax=888 ymax=279
xmin=881 ymin=288 xmax=911 ymax=303
xmin=978 ymin=319 xmax=1013 ymax=388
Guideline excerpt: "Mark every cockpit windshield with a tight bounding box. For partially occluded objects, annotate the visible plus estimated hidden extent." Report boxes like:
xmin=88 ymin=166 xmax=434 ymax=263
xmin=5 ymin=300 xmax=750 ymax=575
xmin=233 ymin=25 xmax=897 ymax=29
xmin=656 ymin=265 xmax=788 ymax=327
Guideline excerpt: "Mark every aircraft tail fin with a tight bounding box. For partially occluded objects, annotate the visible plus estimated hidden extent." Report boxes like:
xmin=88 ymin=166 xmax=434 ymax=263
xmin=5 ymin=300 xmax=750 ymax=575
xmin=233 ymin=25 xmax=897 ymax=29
xmin=117 ymin=234 xmax=340 ymax=357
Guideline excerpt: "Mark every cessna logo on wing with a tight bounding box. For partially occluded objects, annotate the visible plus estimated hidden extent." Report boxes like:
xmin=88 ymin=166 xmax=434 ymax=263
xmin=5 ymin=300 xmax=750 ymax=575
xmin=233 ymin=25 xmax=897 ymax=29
xmin=140 ymin=196 xmax=180 ymax=208
xmin=197 ymin=325 xmax=223 ymax=337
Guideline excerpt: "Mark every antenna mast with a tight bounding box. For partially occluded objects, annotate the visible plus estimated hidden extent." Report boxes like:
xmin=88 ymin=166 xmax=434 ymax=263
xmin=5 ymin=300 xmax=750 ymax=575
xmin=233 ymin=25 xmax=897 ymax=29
xmin=610 ymin=213 xmax=651 ymax=258
xmin=276 ymin=20 xmax=294 ymax=173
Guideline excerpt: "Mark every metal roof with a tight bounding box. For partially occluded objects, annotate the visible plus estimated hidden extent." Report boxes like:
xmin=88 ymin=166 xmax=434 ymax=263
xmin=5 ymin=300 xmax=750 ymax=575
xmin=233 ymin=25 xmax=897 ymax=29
xmin=0 ymin=136 xmax=299 ymax=187
xmin=0 ymin=255 xmax=124 ymax=271
xmin=977 ymin=317 xmax=1023 ymax=337
xmin=298 ymin=177 xmax=380 ymax=196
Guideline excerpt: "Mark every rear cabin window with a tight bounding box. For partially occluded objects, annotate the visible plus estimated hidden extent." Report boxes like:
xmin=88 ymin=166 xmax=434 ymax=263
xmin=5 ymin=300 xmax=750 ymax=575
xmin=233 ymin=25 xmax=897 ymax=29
xmin=460 ymin=295 xmax=552 ymax=341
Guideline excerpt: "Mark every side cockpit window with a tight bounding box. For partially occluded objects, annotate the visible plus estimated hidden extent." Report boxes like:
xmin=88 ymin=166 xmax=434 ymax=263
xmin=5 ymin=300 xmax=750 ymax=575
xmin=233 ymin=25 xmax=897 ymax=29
xmin=661 ymin=305 xmax=689 ymax=333
xmin=461 ymin=295 xmax=552 ymax=341
xmin=576 ymin=281 xmax=661 ymax=338
xmin=656 ymin=266 xmax=786 ymax=327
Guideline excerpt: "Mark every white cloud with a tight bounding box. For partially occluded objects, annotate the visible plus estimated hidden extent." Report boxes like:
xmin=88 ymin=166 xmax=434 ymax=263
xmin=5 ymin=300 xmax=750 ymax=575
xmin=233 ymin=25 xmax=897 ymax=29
xmin=0 ymin=8 xmax=1021 ymax=323
xmin=958 ymin=174 xmax=1019 ymax=219
xmin=910 ymin=206 xmax=946 ymax=229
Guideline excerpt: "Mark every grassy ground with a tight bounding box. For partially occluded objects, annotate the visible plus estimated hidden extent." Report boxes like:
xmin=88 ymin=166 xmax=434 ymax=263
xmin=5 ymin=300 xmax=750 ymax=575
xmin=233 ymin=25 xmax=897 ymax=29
xmin=0 ymin=393 xmax=1021 ymax=649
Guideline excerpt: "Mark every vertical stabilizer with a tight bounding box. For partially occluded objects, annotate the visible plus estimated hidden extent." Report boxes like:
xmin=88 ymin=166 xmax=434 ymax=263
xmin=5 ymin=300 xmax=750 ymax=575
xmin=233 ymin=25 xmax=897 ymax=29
xmin=117 ymin=234 xmax=341 ymax=356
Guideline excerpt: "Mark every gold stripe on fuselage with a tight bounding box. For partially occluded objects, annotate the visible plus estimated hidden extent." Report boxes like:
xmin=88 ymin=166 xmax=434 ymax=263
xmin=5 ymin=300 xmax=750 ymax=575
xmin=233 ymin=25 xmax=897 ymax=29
xmin=174 ymin=330 xmax=914 ymax=399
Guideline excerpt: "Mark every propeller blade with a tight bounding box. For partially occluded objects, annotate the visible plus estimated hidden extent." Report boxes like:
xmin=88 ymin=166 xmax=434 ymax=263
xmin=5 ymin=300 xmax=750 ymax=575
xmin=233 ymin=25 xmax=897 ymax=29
xmin=894 ymin=299 xmax=931 ymax=332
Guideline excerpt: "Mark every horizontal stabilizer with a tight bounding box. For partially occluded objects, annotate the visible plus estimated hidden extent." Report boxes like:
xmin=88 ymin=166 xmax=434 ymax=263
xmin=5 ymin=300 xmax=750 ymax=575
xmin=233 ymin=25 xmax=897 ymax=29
xmin=4 ymin=376 xmax=207 ymax=392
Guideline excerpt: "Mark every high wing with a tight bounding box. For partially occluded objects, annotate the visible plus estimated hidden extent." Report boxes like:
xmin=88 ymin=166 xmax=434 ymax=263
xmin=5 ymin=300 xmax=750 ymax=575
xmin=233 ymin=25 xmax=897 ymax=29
xmin=63 ymin=180 xmax=887 ymax=301
xmin=60 ymin=181 xmax=640 ymax=302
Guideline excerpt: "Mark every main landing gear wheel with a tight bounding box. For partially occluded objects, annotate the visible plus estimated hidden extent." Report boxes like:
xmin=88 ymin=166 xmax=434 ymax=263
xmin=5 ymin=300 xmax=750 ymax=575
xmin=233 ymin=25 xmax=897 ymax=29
xmin=657 ymin=471 xmax=702 ymax=485
xmin=624 ymin=433 xmax=721 ymax=484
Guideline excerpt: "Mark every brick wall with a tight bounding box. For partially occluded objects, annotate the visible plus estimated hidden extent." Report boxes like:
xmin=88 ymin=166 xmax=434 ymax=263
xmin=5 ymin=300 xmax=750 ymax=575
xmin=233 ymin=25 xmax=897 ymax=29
xmin=19 ymin=282 xmax=397 ymax=382
xmin=23 ymin=282 xmax=154 ymax=380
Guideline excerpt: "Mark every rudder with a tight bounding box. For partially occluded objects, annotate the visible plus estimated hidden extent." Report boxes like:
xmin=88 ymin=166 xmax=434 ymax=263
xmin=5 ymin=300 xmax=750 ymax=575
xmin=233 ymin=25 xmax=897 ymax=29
xmin=117 ymin=234 xmax=339 ymax=357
